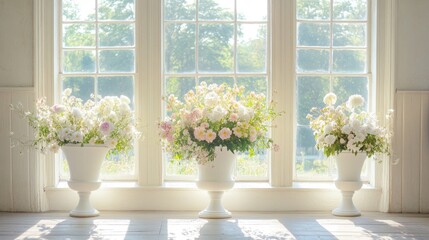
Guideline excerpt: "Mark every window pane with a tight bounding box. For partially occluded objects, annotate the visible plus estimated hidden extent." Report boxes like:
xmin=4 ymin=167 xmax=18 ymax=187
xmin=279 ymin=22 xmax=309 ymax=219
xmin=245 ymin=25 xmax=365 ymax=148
xmin=165 ymin=77 xmax=196 ymax=102
xmin=101 ymin=152 xmax=136 ymax=178
xmin=237 ymin=0 xmax=267 ymax=21
xmin=198 ymin=0 xmax=234 ymax=21
xmin=332 ymin=77 xmax=368 ymax=111
xmin=63 ymin=24 xmax=95 ymax=47
xmin=297 ymin=49 xmax=330 ymax=73
xmin=237 ymin=24 xmax=267 ymax=73
xmin=296 ymin=76 xmax=329 ymax=125
xmin=237 ymin=76 xmax=267 ymax=95
xmin=63 ymin=50 xmax=96 ymax=73
xmin=164 ymin=0 xmax=196 ymax=20
xmin=333 ymin=23 xmax=366 ymax=47
xmin=99 ymin=50 xmax=135 ymax=73
xmin=99 ymin=23 xmax=134 ymax=47
xmin=98 ymin=76 xmax=134 ymax=107
xmin=333 ymin=0 xmax=367 ymax=20
xmin=166 ymin=156 xmax=197 ymax=177
xmin=296 ymin=0 xmax=330 ymax=20
xmin=164 ymin=23 xmax=196 ymax=73
xmin=333 ymin=49 xmax=366 ymax=73
xmin=62 ymin=76 xmax=95 ymax=102
xmin=98 ymin=0 xmax=135 ymax=20
xmin=199 ymin=77 xmax=234 ymax=87
xmin=198 ymin=24 xmax=234 ymax=73
xmin=62 ymin=0 xmax=95 ymax=21
xmin=297 ymin=23 xmax=330 ymax=47
xmin=295 ymin=126 xmax=334 ymax=179
xmin=236 ymin=152 xmax=268 ymax=178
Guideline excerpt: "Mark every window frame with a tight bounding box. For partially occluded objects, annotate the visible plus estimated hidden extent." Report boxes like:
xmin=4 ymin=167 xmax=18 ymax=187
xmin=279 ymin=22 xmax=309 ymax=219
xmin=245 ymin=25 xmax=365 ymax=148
xmin=37 ymin=0 xmax=391 ymax=189
xmin=293 ymin=0 xmax=374 ymax=182
xmin=161 ymin=0 xmax=272 ymax=182
xmin=57 ymin=0 xmax=138 ymax=181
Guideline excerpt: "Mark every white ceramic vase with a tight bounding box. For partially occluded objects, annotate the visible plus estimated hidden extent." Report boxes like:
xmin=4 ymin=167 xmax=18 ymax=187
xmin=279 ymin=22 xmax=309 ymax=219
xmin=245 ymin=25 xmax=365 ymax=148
xmin=196 ymin=146 xmax=236 ymax=219
xmin=332 ymin=151 xmax=366 ymax=217
xmin=61 ymin=144 xmax=109 ymax=217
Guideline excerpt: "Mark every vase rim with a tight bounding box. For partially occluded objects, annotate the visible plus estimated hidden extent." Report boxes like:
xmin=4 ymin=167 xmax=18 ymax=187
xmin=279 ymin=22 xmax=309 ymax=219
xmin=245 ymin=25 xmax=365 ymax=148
xmin=62 ymin=143 xmax=109 ymax=148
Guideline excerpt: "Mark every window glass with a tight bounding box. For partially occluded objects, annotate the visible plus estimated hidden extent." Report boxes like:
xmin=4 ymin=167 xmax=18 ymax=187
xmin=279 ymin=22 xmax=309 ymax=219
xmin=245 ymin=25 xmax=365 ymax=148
xmin=59 ymin=0 xmax=137 ymax=180
xmin=295 ymin=0 xmax=370 ymax=180
xmin=163 ymin=0 xmax=269 ymax=180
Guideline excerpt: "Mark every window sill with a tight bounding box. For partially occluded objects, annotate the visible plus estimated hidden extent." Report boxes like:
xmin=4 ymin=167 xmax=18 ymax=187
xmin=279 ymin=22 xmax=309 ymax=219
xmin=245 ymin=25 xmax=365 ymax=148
xmin=46 ymin=181 xmax=381 ymax=212
xmin=48 ymin=181 xmax=379 ymax=191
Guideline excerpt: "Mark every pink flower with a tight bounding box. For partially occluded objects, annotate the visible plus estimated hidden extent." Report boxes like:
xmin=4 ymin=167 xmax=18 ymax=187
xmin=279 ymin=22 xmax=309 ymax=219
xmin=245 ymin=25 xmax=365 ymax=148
xmin=194 ymin=127 xmax=206 ymax=141
xmin=229 ymin=113 xmax=238 ymax=122
xmin=205 ymin=129 xmax=217 ymax=143
xmin=200 ymin=122 xmax=209 ymax=129
xmin=219 ymin=128 xmax=232 ymax=140
xmin=99 ymin=121 xmax=114 ymax=135
xmin=51 ymin=104 xmax=66 ymax=113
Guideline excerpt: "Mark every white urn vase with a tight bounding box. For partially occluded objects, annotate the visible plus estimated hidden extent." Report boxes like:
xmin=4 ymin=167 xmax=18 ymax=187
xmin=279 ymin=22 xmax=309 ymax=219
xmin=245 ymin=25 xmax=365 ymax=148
xmin=196 ymin=146 xmax=236 ymax=219
xmin=61 ymin=144 xmax=109 ymax=217
xmin=332 ymin=152 xmax=366 ymax=217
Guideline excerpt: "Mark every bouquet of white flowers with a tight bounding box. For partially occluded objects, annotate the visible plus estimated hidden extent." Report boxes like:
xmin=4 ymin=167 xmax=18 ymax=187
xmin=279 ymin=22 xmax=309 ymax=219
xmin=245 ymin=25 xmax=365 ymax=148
xmin=10 ymin=88 xmax=140 ymax=154
xmin=159 ymin=82 xmax=282 ymax=165
xmin=307 ymin=93 xmax=392 ymax=158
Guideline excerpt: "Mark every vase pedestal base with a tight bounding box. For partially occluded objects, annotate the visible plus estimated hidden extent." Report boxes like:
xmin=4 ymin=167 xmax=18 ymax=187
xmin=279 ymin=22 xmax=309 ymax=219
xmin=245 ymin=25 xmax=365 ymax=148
xmin=198 ymin=191 xmax=232 ymax=219
xmin=68 ymin=181 xmax=101 ymax=218
xmin=332 ymin=181 xmax=363 ymax=217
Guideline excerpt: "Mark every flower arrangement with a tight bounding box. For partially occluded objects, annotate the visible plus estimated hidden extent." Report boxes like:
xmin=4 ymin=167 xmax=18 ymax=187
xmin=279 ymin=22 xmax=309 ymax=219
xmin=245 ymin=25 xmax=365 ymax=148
xmin=307 ymin=93 xmax=392 ymax=158
xmin=10 ymin=88 xmax=139 ymax=154
xmin=159 ymin=82 xmax=282 ymax=165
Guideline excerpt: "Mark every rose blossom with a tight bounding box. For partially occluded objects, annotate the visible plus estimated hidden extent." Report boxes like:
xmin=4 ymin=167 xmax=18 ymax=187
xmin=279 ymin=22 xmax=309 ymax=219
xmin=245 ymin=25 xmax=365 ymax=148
xmin=194 ymin=127 xmax=206 ymax=141
xmin=229 ymin=113 xmax=239 ymax=122
xmin=205 ymin=129 xmax=217 ymax=143
xmin=219 ymin=128 xmax=232 ymax=140
xmin=51 ymin=104 xmax=66 ymax=113
xmin=347 ymin=95 xmax=365 ymax=109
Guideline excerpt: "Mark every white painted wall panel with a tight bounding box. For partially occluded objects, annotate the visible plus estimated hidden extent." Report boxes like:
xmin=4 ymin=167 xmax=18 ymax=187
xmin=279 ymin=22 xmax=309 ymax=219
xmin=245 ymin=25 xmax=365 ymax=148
xmin=0 ymin=88 xmax=34 ymax=212
xmin=420 ymin=94 xmax=429 ymax=212
xmin=390 ymin=93 xmax=403 ymax=212
xmin=0 ymin=92 xmax=12 ymax=211
xmin=394 ymin=91 xmax=429 ymax=213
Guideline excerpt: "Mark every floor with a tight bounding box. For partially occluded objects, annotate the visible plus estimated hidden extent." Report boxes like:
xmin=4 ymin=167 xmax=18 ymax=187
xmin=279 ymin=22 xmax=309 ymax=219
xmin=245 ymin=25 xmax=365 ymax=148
xmin=0 ymin=211 xmax=428 ymax=240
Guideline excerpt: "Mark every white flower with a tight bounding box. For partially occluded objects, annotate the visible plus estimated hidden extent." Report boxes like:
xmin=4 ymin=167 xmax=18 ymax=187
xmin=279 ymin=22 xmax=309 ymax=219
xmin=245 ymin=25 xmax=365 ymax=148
xmin=72 ymin=107 xmax=82 ymax=119
xmin=323 ymin=93 xmax=337 ymax=106
xmin=120 ymin=95 xmax=131 ymax=105
xmin=324 ymin=135 xmax=336 ymax=145
xmin=340 ymin=138 xmax=346 ymax=144
xmin=204 ymin=91 xmax=220 ymax=106
xmin=208 ymin=106 xmax=227 ymax=122
xmin=347 ymin=95 xmax=365 ymax=109
xmin=63 ymin=88 xmax=72 ymax=96
xmin=48 ymin=143 xmax=60 ymax=153
xmin=324 ymin=124 xmax=333 ymax=134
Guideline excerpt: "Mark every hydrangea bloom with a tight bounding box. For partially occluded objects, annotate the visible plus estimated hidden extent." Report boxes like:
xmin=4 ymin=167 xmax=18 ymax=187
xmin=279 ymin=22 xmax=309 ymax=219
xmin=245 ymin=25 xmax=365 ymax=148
xmin=307 ymin=93 xmax=392 ymax=158
xmin=159 ymin=82 xmax=282 ymax=165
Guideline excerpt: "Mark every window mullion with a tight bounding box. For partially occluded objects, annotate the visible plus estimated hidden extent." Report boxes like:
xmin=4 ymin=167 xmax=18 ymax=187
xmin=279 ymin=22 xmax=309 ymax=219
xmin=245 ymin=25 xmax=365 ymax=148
xmin=271 ymin=0 xmax=294 ymax=187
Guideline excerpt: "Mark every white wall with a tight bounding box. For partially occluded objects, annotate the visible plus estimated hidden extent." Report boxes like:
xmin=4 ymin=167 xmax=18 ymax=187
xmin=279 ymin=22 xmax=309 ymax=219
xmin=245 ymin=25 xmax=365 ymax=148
xmin=0 ymin=0 xmax=33 ymax=87
xmin=396 ymin=0 xmax=429 ymax=90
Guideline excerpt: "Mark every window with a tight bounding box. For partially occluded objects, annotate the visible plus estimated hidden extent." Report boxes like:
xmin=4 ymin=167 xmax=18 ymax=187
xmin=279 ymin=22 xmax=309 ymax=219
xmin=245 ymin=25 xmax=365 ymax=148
xmin=59 ymin=0 xmax=137 ymax=180
xmin=162 ymin=0 xmax=270 ymax=181
xmin=295 ymin=0 xmax=371 ymax=180
xmin=54 ymin=0 xmax=376 ymax=184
